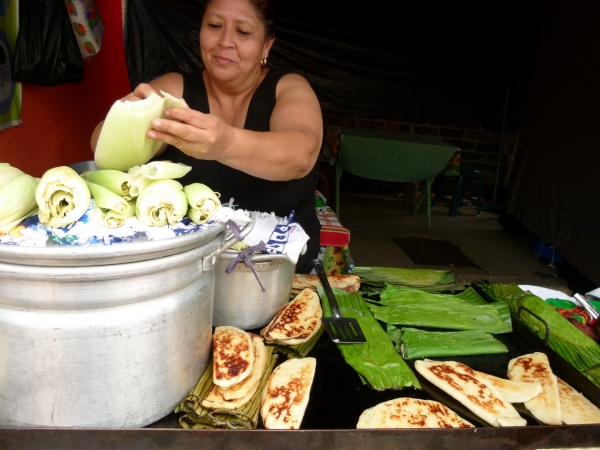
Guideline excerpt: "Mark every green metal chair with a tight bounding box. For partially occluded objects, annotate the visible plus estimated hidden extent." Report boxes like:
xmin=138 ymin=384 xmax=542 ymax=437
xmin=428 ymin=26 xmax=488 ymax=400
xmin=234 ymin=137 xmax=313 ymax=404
xmin=432 ymin=166 xmax=483 ymax=217
xmin=333 ymin=127 xmax=459 ymax=229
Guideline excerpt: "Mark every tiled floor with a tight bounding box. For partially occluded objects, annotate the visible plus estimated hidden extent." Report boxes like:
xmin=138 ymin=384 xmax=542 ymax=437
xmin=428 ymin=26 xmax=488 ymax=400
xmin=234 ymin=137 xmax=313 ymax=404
xmin=336 ymin=191 xmax=571 ymax=294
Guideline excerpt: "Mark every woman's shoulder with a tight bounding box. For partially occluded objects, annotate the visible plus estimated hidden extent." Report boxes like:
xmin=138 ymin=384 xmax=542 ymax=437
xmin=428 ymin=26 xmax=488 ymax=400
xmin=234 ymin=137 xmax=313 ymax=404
xmin=149 ymin=72 xmax=185 ymax=97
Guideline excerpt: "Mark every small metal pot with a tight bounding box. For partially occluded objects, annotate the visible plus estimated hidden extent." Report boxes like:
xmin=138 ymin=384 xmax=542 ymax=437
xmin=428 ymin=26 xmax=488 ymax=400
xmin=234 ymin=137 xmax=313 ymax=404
xmin=213 ymin=252 xmax=295 ymax=330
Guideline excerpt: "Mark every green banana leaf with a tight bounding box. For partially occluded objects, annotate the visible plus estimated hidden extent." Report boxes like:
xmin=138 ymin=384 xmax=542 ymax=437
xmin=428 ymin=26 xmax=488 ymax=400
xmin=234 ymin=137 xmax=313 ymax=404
xmin=388 ymin=326 xmax=508 ymax=359
xmin=352 ymin=266 xmax=464 ymax=293
xmin=367 ymin=285 xmax=512 ymax=334
xmin=318 ymin=286 xmax=421 ymax=391
xmin=483 ymin=282 xmax=600 ymax=388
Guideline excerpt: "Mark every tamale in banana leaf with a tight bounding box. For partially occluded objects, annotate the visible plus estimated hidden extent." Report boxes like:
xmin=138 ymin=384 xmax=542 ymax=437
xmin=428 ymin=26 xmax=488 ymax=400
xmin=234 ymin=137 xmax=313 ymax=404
xmin=387 ymin=326 xmax=508 ymax=359
xmin=265 ymin=325 xmax=325 ymax=358
xmin=353 ymin=266 xmax=463 ymax=293
xmin=318 ymin=286 xmax=421 ymax=391
xmin=483 ymin=282 xmax=600 ymax=388
xmin=368 ymin=286 xmax=512 ymax=334
xmin=177 ymin=348 xmax=278 ymax=430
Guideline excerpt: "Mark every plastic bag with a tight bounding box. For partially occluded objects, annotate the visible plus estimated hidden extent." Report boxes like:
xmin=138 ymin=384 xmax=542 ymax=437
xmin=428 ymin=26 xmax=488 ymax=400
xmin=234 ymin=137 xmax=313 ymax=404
xmin=65 ymin=0 xmax=104 ymax=61
xmin=12 ymin=0 xmax=84 ymax=86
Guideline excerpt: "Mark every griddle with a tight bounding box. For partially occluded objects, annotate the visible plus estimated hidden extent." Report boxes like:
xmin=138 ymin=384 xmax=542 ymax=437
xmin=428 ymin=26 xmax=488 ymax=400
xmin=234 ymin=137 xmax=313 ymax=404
xmin=2 ymin=284 xmax=600 ymax=449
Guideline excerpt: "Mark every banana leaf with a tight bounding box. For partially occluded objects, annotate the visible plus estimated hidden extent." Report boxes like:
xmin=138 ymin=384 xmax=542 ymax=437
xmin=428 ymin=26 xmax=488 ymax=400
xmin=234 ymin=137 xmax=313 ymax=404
xmin=483 ymin=282 xmax=600 ymax=388
xmin=177 ymin=349 xmax=278 ymax=430
xmin=388 ymin=326 xmax=508 ymax=359
xmin=353 ymin=266 xmax=463 ymax=293
xmin=368 ymin=285 xmax=512 ymax=334
xmin=265 ymin=325 xmax=325 ymax=359
xmin=318 ymin=286 xmax=421 ymax=391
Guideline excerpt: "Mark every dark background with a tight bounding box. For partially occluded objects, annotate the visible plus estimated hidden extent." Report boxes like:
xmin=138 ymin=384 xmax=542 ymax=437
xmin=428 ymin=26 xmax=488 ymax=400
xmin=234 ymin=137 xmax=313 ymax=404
xmin=124 ymin=0 xmax=600 ymax=289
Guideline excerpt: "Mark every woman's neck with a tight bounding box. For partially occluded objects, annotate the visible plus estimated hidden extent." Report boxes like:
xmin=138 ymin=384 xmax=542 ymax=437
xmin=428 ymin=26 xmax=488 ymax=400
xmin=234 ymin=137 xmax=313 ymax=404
xmin=203 ymin=68 xmax=268 ymax=127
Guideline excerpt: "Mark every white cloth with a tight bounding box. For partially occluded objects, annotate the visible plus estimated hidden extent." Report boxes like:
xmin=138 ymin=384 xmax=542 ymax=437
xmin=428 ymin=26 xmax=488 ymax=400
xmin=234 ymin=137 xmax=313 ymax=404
xmin=0 ymin=201 xmax=309 ymax=264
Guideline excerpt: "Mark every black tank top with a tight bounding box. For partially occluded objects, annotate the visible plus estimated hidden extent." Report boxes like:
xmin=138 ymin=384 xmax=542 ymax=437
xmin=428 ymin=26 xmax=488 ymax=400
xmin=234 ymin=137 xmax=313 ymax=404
xmin=160 ymin=69 xmax=321 ymax=273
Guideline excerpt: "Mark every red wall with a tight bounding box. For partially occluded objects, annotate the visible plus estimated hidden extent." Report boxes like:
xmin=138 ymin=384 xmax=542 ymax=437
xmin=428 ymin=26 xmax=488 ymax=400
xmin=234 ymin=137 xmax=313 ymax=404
xmin=0 ymin=0 xmax=130 ymax=177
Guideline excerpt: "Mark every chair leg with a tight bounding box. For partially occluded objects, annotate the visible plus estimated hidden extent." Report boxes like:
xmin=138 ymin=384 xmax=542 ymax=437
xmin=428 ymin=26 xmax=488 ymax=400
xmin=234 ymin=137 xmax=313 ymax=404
xmin=335 ymin=162 xmax=343 ymax=218
xmin=412 ymin=181 xmax=424 ymax=214
xmin=425 ymin=178 xmax=433 ymax=230
xmin=449 ymin=174 xmax=466 ymax=217
xmin=475 ymin=171 xmax=483 ymax=217
xmin=432 ymin=175 xmax=444 ymax=207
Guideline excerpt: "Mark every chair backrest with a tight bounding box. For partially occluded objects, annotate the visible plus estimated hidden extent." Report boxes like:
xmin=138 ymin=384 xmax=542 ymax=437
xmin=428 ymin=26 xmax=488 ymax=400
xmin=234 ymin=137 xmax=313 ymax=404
xmin=337 ymin=128 xmax=459 ymax=182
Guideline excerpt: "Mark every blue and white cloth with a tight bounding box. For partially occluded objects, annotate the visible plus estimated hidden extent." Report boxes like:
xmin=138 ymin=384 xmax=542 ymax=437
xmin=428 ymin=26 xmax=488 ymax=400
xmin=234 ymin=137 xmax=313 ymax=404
xmin=0 ymin=200 xmax=309 ymax=264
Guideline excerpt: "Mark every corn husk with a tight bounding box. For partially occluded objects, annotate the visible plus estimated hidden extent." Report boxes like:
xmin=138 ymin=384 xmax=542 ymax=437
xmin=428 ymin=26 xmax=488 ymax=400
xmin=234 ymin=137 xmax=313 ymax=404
xmin=85 ymin=181 xmax=131 ymax=214
xmin=0 ymin=170 xmax=39 ymax=232
xmin=35 ymin=166 xmax=91 ymax=229
xmin=368 ymin=286 xmax=512 ymax=334
xmin=82 ymin=169 xmax=131 ymax=199
xmin=353 ymin=266 xmax=463 ymax=293
xmin=318 ymin=286 xmax=421 ymax=391
xmin=126 ymin=166 xmax=153 ymax=197
xmin=140 ymin=161 xmax=191 ymax=180
xmin=135 ymin=179 xmax=188 ymax=226
xmin=388 ymin=326 xmax=509 ymax=359
xmin=95 ymin=92 xmax=184 ymax=171
xmin=92 ymin=200 xmax=136 ymax=228
xmin=0 ymin=162 xmax=25 ymax=186
xmin=184 ymin=183 xmax=221 ymax=225
xmin=178 ymin=348 xmax=278 ymax=430
xmin=483 ymin=283 xmax=600 ymax=388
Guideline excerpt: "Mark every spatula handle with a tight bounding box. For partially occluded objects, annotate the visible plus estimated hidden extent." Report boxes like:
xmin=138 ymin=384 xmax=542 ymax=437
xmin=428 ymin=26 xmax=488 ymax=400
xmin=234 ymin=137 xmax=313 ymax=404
xmin=312 ymin=259 xmax=342 ymax=318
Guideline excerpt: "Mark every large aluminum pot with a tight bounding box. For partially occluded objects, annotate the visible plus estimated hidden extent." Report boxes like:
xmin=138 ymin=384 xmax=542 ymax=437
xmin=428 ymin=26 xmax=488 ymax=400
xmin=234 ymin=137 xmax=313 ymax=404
xmin=213 ymin=252 xmax=295 ymax=330
xmin=0 ymin=224 xmax=228 ymax=428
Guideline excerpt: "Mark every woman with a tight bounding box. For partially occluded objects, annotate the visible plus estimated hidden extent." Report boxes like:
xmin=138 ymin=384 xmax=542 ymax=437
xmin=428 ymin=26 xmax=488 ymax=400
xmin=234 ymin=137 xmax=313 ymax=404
xmin=92 ymin=0 xmax=323 ymax=273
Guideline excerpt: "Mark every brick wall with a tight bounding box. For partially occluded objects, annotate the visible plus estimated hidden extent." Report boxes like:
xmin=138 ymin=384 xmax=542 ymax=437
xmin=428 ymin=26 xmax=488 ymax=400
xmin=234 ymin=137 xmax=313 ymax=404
xmin=324 ymin=116 xmax=519 ymax=204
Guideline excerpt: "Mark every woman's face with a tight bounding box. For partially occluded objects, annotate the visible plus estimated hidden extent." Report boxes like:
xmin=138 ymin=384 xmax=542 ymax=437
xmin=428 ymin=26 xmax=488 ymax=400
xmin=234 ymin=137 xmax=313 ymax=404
xmin=200 ymin=0 xmax=274 ymax=83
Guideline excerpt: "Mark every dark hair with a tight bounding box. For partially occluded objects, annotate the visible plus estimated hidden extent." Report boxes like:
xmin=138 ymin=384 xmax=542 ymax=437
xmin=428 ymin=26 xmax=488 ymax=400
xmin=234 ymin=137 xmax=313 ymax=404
xmin=202 ymin=0 xmax=279 ymax=39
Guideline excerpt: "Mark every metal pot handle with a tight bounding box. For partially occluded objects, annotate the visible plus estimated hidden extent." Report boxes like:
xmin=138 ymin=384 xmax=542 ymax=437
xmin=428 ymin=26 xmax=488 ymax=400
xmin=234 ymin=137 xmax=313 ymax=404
xmin=201 ymin=212 xmax=256 ymax=271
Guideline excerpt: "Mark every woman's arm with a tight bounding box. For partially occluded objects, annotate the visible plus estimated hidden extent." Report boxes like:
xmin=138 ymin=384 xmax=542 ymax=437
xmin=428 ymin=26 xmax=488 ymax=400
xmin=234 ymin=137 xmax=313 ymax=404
xmin=90 ymin=73 xmax=185 ymax=155
xmin=147 ymin=74 xmax=323 ymax=181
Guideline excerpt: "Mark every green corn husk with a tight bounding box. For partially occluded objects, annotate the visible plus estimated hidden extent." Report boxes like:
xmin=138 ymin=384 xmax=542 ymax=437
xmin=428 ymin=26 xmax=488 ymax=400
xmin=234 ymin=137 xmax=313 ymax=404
xmin=35 ymin=166 xmax=91 ymax=229
xmin=184 ymin=183 xmax=221 ymax=225
xmin=85 ymin=181 xmax=131 ymax=214
xmin=178 ymin=348 xmax=278 ymax=430
xmin=353 ymin=266 xmax=464 ymax=293
xmin=95 ymin=92 xmax=184 ymax=171
xmin=135 ymin=179 xmax=188 ymax=226
xmin=0 ymin=162 xmax=25 ymax=186
xmin=140 ymin=161 xmax=192 ymax=180
xmin=0 ymin=168 xmax=39 ymax=232
xmin=368 ymin=286 xmax=512 ymax=334
xmin=483 ymin=282 xmax=600 ymax=388
xmin=82 ymin=169 xmax=131 ymax=199
xmin=126 ymin=166 xmax=153 ymax=197
xmin=265 ymin=324 xmax=325 ymax=359
xmin=318 ymin=286 xmax=421 ymax=391
xmin=92 ymin=200 xmax=136 ymax=228
xmin=388 ymin=326 xmax=509 ymax=359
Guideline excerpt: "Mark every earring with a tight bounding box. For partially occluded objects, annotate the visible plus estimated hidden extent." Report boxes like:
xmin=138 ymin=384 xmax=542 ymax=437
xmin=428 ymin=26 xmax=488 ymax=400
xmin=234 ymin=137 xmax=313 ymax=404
xmin=261 ymin=58 xmax=267 ymax=67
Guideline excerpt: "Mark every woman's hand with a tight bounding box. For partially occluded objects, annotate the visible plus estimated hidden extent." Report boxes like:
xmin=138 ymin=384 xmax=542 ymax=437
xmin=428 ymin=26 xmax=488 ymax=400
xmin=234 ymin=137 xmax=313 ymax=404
xmin=121 ymin=83 xmax=158 ymax=102
xmin=147 ymin=107 xmax=234 ymax=161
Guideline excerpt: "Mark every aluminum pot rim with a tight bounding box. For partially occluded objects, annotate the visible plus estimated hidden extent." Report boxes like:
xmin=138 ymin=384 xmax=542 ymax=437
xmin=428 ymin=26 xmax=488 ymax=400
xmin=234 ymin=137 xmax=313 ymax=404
xmin=0 ymin=222 xmax=227 ymax=267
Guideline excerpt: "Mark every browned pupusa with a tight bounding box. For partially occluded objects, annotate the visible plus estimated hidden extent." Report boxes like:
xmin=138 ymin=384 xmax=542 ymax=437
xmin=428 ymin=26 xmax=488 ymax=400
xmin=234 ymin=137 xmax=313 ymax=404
xmin=260 ymin=357 xmax=316 ymax=429
xmin=212 ymin=326 xmax=254 ymax=389
xmin=414 ymin=360 xmax=526 ymax=427
xmin=291 ymin=274 xmax=361 ymax=295
xmin=508 ymin=352 xmax=561 ymax=425
xmin=261 ymin=288 xmax=322 ymax=344
xmin=357 ymin=398 xmax=474 ymax=429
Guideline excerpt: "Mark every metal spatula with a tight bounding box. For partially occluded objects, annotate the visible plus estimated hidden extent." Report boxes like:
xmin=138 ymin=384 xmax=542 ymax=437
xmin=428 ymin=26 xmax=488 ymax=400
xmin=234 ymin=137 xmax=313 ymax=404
xmin=313 ymin=259 xmax=366 ymax=344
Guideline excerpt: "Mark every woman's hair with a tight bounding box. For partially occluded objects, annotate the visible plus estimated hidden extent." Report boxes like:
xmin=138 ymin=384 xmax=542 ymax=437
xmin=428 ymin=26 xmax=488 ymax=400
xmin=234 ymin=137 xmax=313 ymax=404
xmin=202 ymin=0 xmax=279 ymax=39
